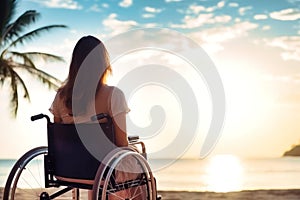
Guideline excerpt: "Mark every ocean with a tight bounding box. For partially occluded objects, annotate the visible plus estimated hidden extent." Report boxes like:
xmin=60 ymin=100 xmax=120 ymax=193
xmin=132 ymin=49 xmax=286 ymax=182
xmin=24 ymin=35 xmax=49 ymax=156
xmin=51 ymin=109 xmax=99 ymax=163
xmin=1 ymin=155 xmax=300 ymax=192
xmin=149 ymin=156 xmax=300 ymax=192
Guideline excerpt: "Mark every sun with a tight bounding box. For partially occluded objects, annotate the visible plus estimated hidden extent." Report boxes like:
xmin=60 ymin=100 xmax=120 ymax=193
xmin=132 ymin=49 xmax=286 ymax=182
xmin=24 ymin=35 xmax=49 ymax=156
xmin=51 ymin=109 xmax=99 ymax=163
xmin=204 ymin=154 xmax=244 ymax=192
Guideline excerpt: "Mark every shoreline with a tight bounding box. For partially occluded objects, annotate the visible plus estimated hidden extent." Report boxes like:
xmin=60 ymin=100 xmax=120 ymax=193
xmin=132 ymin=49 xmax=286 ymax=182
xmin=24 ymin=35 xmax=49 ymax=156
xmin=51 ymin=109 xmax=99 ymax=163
xmin=1 ymin=188 xmax=300 ymax=199
xmin=158 ymin=189 xmax=300 ymax=200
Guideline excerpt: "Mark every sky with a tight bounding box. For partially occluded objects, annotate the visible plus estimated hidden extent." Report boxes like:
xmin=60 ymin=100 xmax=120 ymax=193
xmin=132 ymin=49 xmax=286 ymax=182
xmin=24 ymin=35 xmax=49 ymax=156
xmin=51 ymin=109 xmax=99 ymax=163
xmin=1 ymin=0 xmax=300 ymax=159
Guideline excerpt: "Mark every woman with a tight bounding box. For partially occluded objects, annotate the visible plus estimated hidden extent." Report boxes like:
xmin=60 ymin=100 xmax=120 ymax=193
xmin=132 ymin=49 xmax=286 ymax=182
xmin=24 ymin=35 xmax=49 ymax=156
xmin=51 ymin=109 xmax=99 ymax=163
xmin=49 ymin=35 xmax=132 ymax=199
xmin=50 ymin=35 xmax=129 ymax=146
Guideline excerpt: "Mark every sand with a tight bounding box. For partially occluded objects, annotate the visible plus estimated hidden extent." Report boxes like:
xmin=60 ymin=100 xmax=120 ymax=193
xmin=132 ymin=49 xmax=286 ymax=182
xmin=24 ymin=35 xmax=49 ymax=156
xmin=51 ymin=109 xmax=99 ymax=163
xmin=158 ymin=189 xmax=300 ymax=200
xmin=1 ymin=188 xmax=300 ymax=199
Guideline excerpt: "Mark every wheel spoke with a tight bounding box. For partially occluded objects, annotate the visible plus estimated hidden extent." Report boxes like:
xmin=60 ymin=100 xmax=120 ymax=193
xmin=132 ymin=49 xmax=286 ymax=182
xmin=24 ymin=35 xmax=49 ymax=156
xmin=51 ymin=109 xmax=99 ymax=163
xmin=27 ymin=166 xmax=43 ymax=188
xmin=3 ymin=147 xmax=77 ymax=200
xmin=107 ymin=190 xmax=124 ymax=200
xmin=94 ymin=150 xmax=155 ymax=200
xmin=131 ymin=188 xmax=144 ymax=199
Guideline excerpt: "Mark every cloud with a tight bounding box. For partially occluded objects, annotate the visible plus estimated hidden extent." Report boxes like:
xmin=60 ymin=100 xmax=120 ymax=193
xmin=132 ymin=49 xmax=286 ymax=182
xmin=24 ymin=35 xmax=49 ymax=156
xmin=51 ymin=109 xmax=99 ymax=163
xmin=262 ymin=25 xmax=271 ymax=30
xmin=254 ymin=14 xmax=268 ymax=20
xmin=170 ymin=14 xmax=231 ymax=29
xmin=288 ymin=0 xmax=300 ymax=3
xmin=142 ymin=6 xmax=162 ymax=18
xmin=205 ymin=4 xmax=224 ymax=12
xmin=270 ymin=8 xmax=300 ymax=21
xmin=205 ymin=21 xmax=258 ymax=42
xmin=217 ymin=1 xmax=225 ymax=8
xmin=186 ymin=1 xmax=226 ymax=15
xmin=89 ymin=4 xmax=101 ymax=12
xmin=119 ymin=0 xmax=133 ymax=8
xmin=142 ymin=14 xmax=155 ymax=18
xmin=144 ymin=23 xmax=159 ymax=28
xmin=173 ymin=1 xmax=232 ymax=28
xmin=29 ymin=0 xmax=82 ymax=10
xmin=264 ymin=36 xmax=300 ymax=61
xmin=235 ymin=18 xmax=241 ymax=22
xmin=188 ymin=5 xmax=206 ymax=14
xmin=228 ymin=2 xmax=239 ymax=7
xmin=165 ymin=0 xmax=182 ymax=2
xmin=144 ymin=6 xmax=162 ymax=13
xmin=102 ymin=13 xmax=138 ymax=36
xmin=170 ymin=14 xmax=213 ymax=28
xmin=188 ymin=21 xmax=258 ymax=53
xmin=239 ymin=6 xmax=252 ymax=16
xmin=213 ymin=15 xmax=232 ymax=23
xmin=102 ymin=3 xmax=109 ymax=8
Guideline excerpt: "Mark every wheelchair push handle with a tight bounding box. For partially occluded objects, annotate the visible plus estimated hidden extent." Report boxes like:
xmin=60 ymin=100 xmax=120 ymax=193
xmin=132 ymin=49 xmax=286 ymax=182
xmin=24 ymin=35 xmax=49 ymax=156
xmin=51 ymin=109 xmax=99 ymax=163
xmin=31 ymin=113 xmax=111 ymax=123
xmin=31 ymin=113 xmax=50 ymax=123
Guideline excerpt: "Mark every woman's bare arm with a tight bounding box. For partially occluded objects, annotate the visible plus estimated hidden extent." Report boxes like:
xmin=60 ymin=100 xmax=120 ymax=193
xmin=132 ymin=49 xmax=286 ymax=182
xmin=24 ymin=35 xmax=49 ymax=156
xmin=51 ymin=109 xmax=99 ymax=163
xmin=54 ymin=116 xmax=62 ymax=123
xmin=113 ymin=113 xmax=129 ymax=147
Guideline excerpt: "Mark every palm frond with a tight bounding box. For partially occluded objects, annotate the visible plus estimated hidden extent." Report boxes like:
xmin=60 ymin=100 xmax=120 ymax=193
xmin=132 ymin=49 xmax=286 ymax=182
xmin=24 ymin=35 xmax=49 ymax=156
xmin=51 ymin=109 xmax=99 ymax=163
xmin=0 ymin=2 xmax=67 ymax=117
xmin=6 ymin=63 xmax=30 ymax=116
xmin=18 ymin=52 xmax=65 ymax=63
xmin=4 ymin=51 xmax=64 ymax=88
xmin=1 ymin=59 xmax=61 ymax=116
xmin=8 ymin=25 xmax=67 ymax=48
xmin=15 ymin=63 xmax=62 ymax=89
xmin=3 ymin=10 xmax=40 ymax=42
xmin=0 ymin=0 xmax=17 ymax=41
xmin=0 ymin=59 xmax=10 ymax=86
xmin=9 ymin=69 xmax=18 ymax=116
xmin=7 ymin=51 xmax=36 ymax=67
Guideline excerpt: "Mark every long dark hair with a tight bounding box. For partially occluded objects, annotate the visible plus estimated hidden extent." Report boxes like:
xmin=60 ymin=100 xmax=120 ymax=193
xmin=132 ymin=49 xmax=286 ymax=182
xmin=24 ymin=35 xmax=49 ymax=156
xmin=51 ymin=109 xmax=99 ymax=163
xmin=58 ymin=35 xmax=111 ymax=116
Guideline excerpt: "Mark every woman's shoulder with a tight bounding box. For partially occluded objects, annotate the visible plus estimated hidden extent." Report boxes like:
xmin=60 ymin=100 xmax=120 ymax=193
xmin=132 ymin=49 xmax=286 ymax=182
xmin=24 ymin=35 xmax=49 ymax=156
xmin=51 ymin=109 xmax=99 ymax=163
xmin=104 ymin=85 xmax=129 ymax=116
xmin=52 ymin=89 xmax=63 ymax=102
xmin=49 ymin=89 xmax=66 ymax=117
xmin=103 ymin=85 xmax=124 ymax=95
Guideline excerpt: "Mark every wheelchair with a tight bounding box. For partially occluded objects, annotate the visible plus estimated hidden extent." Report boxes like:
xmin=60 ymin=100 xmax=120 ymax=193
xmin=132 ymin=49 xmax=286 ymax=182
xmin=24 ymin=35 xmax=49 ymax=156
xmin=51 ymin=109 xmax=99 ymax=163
xmin=3 ymin=113 xmax=161 ymax=200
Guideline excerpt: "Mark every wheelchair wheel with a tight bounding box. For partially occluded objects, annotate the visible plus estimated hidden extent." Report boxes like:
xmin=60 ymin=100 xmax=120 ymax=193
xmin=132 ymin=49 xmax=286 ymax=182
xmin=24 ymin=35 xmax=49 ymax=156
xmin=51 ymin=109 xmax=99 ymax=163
xmin=3 ymin=146 xmax=76 ymax=200
xmin=92 ymin=148 xmax=157 ymax=200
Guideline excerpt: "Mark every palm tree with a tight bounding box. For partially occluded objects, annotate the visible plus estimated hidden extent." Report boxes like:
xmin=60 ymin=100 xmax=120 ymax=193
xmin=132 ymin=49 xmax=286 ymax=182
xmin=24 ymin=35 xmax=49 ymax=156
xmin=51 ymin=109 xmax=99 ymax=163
xmin=0 ymin=0 xmax=67 ymax=116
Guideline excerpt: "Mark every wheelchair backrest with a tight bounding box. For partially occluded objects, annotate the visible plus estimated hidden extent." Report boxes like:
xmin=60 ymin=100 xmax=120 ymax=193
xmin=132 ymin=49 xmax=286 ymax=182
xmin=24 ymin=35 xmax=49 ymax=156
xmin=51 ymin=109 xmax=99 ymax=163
xmin=47 ymin=121 xmax=116 ymax=180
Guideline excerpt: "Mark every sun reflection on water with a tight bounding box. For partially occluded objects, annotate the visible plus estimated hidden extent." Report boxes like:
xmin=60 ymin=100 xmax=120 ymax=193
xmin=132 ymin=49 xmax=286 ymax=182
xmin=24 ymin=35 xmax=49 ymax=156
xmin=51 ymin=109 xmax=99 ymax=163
xmin=204 ymin=154 xmax=244 ymax=192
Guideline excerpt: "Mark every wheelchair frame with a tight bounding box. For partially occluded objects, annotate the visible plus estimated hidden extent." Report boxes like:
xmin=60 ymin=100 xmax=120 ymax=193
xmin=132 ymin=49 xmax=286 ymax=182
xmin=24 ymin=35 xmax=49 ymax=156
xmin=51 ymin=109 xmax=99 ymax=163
xmin=3 ymin=113 xmax=160 ymax=200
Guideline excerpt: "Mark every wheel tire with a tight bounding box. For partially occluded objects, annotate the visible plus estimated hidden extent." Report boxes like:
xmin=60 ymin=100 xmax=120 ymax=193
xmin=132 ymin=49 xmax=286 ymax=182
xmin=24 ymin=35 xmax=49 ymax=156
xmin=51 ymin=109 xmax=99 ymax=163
xmin=92 ymin=148 xmax=156 ymax=200
xmin=3 ymin=146 xmax=76 ymax=200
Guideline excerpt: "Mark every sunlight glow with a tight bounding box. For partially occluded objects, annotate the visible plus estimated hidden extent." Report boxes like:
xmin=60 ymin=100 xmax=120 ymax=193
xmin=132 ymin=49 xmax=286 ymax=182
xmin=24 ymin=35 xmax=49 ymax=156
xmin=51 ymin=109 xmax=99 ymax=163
xmin=205 ymin=154 xmax=244 ymax=192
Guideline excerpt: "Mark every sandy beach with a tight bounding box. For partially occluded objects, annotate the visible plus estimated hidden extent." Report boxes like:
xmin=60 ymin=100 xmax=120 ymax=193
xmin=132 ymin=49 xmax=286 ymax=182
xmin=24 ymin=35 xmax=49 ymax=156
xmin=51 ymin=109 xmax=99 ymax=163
xmin=158 ymin=189 xmax=300 ymax=200
xmin=1 ymin=188 xmax=300 ymax=199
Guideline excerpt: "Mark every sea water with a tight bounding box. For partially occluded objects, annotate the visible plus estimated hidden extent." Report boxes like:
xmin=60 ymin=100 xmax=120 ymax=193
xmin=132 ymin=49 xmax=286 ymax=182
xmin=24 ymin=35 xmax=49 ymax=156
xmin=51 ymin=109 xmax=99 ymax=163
xmin=1 ymin=156 xmax=300 ymax=192
xmin=149 ymin=156 xmax=300 ymax=192
xmin=0 ymin=159 xmax=16 ymax=188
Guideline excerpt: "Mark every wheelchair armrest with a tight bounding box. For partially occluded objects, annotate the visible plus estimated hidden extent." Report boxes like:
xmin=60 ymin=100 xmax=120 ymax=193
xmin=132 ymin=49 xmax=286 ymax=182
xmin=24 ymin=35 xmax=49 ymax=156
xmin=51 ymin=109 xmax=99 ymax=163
xmin=128 ymin=136 xmax=147 ymax=159
xmin=128 ymin=135 xmax=139 ymax=142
